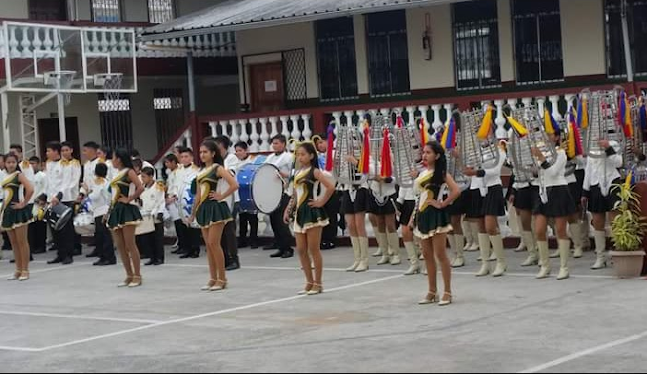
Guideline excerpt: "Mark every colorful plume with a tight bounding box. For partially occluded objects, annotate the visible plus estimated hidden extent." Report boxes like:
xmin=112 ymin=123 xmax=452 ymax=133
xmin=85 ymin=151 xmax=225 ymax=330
xmin=619 ymin=92 xmax=633 ymax=138
xmin=544 ymin=109 xmax=560 ymax=135
xmin=358 ymin=123 xmax=370 ymax=175
xmin=477 ymin=106 xmax=494 ymax=140
xmin=506 ymin=115 xmax=529 ymax=138
xmin=441 ymin=117 xmax=457 ymax=151
xmin=640 ymin=98 xmax=647 ymax=143
xmin=396 ymin=116 xmax=405 ymax=129
xmin=380 ymin=128 xmax=393 ymax=178
xmin=420 ymin=118 xmax=430 ymax=146
xmin=325 ymin=124 xmax=335 ymax=172
xmin=567 ymin=109 xmax=584 ymax=159
xmin=625 ymin=170 xmax=633 ymax=189
xmin=577 ymin=97 xmax=588 ymax=129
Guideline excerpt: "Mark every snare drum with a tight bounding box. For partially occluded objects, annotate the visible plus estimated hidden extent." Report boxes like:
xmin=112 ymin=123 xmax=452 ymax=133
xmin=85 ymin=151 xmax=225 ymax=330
xmin=74 ymin=212 xmax=95 ymax=236
xmin=47 ymin=204 xmax=73 ymax=232
xmin=237 ymin=163 xmax=284 ymax=214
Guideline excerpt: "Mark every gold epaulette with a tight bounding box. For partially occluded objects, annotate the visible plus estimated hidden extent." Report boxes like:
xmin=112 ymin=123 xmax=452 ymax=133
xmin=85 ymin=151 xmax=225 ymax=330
xmin=156 ymin=181 xmax=166 ymax=191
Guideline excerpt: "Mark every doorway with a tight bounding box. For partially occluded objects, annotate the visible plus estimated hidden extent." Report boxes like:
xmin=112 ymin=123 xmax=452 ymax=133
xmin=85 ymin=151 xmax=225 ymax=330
xmin=38 ymin=117 xmax=80 ymax=159
xmin=249 ymin=62 xmax=285 ymax=112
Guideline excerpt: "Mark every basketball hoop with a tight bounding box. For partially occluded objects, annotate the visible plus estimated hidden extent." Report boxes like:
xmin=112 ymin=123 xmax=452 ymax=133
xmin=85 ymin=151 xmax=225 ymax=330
xmin=44 ymin=70 xmax=76 ymax=106
xmin=94 ymin=73 xmax=123 ymax=101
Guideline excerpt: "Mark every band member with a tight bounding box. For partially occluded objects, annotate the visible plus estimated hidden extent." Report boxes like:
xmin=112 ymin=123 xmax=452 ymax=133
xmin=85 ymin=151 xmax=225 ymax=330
xmin=10 ymin=145 xmax=36 ymax=258
xmin=446 ymin=149 xmax=470 ymax=268
xmin=0 ymin=155 xmax=8 ymax=255
xmin=45 ymin=142 xmax=75 ymax=265
xmin=131 ymin=149 xmax=155 ymax=177
xmin=214 ymin=136 xmax=240 ymax=270
xmin=234 ymin=142 xmax=259 ymax=249
xmin=532 ymin=123 xmax=577 ymax=280
xmin=285 ymin=142 xmax=334 ymax=295
xmin=582 ymin=139 xmax=623 ymax=270
xmin=342 ymin=160 xmax=370 ymax=273
xmin=188 ymin=140 xmax=238 ymax=292
xmin=139 ymin=167 xmax=166 ymax=266
xmin=108 ymin=149 xmax=145 ymax=288
xmin=178 ymin=147 xmax=202 ymax=259
xmin=97 ymin=146 xmax=117 ymax=180
xmin=463 ymin=143 xmax=507 ymax=277
xmin=508 ymin=164 xmax=540 ymax=268
xmin=164 ymin=154 xmax=186 ymax=255
xmin=83 ymin=163 xmax=116 ymax=266
xmin=28 ymin=157 xmax=47 ymax=255
xmin=61 ymin=142 xmax=82 ymax=256
xmin=316 ymin=134 xmax=340 ymax=250
xmin=80 ymin=141 xmax=102 ymax=258
xmin=368 ymin=158 xmax=400 ymax=266
xmin=264 ymin=135 xmax=295 ymax=259
xmin=3 ymin=154 xmax=34 ymax=281
xmin=398 ymin=181 xmax=421 ymax=275
xmin=564 ymin=155 xmax=587 ymax=260
xmin=412 ymin=141 xmax=460 ymax=306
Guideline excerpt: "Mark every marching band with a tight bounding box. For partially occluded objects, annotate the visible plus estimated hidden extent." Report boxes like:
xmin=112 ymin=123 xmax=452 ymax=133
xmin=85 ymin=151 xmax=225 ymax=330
xmin=2 ymin=87 xmax=646 ymax=306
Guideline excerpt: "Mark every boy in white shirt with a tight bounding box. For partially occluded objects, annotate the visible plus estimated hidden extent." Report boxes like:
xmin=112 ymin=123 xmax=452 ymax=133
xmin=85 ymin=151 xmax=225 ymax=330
xmin=235 ymin=142 xmax=259 ymax=249
xmin=83 ymin=163 xmax=116 ymax=266
xmin=138 ymin=167 xmax=166 ymax=266
xmin=28 ymin=157 xmax=47 ymax=255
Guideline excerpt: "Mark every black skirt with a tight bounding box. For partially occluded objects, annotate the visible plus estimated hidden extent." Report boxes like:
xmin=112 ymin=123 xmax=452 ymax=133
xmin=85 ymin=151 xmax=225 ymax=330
xmin=587 ymin=179 xmax=622 ymax=213
xmin=569 ymin=182 xmax=583 ymax=208
xmin=368 ymin=191 xmax=396 ymax=215
xmin=481 ymin=185 xmax=506 ymax=217
xmin=466 ymin=189 xmax=484 ymax=219
xmin=514 ymin=186 xmax=539 ymax=211
xmin=445 ymin=189 xmax=470 ymax=216
xmin=399 ymin=200 xmax=416 ymax=226
xmin=534 ymin=185 xmax=577 ymax=217
xmin=341 ymin=188 xmax=370 ymax=215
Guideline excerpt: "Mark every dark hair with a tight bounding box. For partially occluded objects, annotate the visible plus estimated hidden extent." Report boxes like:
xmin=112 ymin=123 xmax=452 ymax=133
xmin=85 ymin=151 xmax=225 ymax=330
xmin=113 ymin=148 xmax=134 ymax=169
xmin=214 ymin=136 xmax=232 ymax=150
xmin=29 ymin=156 xmax=40 ymax=163
xmin=141 ymin=167 xmax=155 ymax=177
xmin=100 ymin=145 xmax=112 ymax=158
xmin=132 ymin=158 xmax=143 ymax=171
xmin=317 ymin=133 xmax=327 ymax=141
xmin=61 ymin=141 xmax=74 ymax=150
xmin=425 ymin=141 xmax=447 ymax=186
xmin=178 ymin=147 xmax=193 ymax=155
xmin=164 ymin=154 xmax=179 ymax=163
xmin=83 ymin=141 xmax=100 ymax=150
xmin=94 ymin=163 xmax=108 ymax=178
xmin=298 ymin=142 xmax=320 ymax=170
xmin=9 ymin=144 xmax=22 ymax=152
xmin=4 ymin=153 xmax=21 ymax=172
xmin=131 ymin=149 xmax=141 ymax=158
xmin=271 ymin=134 xmax=287 ymax=144
xmin=0 ymin=154 xmax=5 ymax=161
xmin=234 ymin=141 xmax=248 ymax=150
xmin=200 ymin=140 xmax=224 ymax=166
xmin=46 ymin=141 xmax=61 ymax=153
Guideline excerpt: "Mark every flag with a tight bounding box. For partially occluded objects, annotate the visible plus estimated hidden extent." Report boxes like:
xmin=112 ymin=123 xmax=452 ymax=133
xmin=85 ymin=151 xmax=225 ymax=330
xmin=325 ymin=124 xmax=334 ymax=172
xmin=441 ymin=117 xmax=457 ymax=151
xmin=358 ymin=123 xmax=370 ymax=175
xmin=420 ymin=118 xmax=430 ymax=146
xmin=477 ymin=106 xmax=494 ymax=140
xmin=577 ymin=97 xmax=588 ymax=129
xmin=619 ymin=92 xmax=633 ymax=138
xmin=380 ymin=128 xmax=393 ymax=178
xmin=640 ymin=98 xmax=647 ymax=142
xmin=506 ymin=115 xmax=529 ymax=138
xmin=544 ymin=109 xmax=560 ymax=135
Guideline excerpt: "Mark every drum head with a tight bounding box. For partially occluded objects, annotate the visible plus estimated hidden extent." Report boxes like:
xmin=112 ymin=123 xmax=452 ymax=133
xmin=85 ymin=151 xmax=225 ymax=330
xmin=252 ymin=164 xmax=284 ymax=214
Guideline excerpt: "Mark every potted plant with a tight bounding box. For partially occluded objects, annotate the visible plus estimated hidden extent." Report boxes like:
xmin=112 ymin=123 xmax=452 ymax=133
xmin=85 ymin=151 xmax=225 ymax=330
xmin=610 ymin=178 xmax=647 ymax=279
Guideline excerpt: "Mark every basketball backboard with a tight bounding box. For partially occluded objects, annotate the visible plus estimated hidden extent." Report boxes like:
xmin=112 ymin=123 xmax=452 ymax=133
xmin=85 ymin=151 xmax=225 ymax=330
xmin=3 ymin=22 xmax=137 ymax=94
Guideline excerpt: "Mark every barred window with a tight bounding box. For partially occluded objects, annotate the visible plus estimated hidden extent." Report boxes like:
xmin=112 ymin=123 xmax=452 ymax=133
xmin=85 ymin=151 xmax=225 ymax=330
xmin=605 ymin=0 xmax=647 ymax=77
xmin=29 ymin=0 xmax=68 ymax=21
xmin=98 ymin=95 xmax=133 ymax=151
xmin=91 ymin=0 xmax=122 ymax=23
xmin=453 ymin=0 xmax=501 ymax=90
xmin=366 ymin=11 xmax=411 ymax=97
xmin=316 ymin=17 xmax=359 ymax=101
xmin=148 ymin=0 xmax=176 ymax=24
xmin=513 ymin=0 xmax=564 ymax=84
xmin=154 ymin=89 xmax=184 ymax=150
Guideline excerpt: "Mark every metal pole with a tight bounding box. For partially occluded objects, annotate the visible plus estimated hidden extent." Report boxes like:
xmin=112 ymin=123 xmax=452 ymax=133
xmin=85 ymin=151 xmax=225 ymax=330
xmin=1 ymin=92 xmax=9 ymax=153
xmin=187 ymin=52 xmax=196 ymax=112
xmin=58 ymin=94 xmax=67 ymax=141
xmin=621 ymin=0 xmax=634 ymax=82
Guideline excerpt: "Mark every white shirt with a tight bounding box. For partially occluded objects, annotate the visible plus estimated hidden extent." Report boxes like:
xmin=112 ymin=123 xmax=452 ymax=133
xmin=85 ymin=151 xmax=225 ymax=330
xmin=139 ymin=182 xmax=166 ymax=219
xmin=59 ymin=159 xmax=81 ymax=202
xmin=81 ymin=158 xmax=101 ymax=195
xmin=540 ymin=149 xmax=569 ymax=188
xmin=472 ymin=149 xmax=506 ymax=197
xmin=583 ymin=142 xmax=623 ymax=197
xmin=29 ymin=171 xmax=47 ymax=204
xmin=265 ymin=152 xmax=293 ymax=177
xmin=87 ymin=177 xmax=111 ymax=218
xmin=45 ymin=160 xmax=64 ymax=202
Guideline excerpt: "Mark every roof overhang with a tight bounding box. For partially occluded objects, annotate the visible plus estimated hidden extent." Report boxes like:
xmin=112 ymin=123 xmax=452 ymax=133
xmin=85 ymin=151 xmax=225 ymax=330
xmin=140 ymin=0 xmax=466 ymax=42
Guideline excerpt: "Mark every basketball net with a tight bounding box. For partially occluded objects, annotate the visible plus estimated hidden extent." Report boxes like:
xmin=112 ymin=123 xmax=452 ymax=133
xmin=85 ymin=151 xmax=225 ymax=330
xmin=102 ymin=74 xmax=123 ymax=102
xmin=53 ymin=72 xmax=75 ymax=106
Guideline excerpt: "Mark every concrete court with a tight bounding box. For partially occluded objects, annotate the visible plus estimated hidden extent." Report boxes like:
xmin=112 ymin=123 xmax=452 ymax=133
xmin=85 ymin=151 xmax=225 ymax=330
xmin=0 ymin=244 xmax=645 ymax=373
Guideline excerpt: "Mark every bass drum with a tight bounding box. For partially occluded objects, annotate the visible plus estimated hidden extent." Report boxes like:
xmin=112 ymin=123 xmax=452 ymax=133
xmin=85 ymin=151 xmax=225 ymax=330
xmin=237 ymin=163 xmax=284 ymax=214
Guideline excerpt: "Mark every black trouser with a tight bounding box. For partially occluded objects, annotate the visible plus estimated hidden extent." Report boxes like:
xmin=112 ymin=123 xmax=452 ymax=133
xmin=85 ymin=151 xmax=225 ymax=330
xmin=153 ymin=222 xmax=165 ymax=263
xmin=174 ymin=219 xmax=188 ymax=253
xmin=2 ymin=232 xmax=11 ymax=250
xmin=221 ymin=220 xmax=238 ymax=266
xmin=137 ymin=223 xmax=165 ymax=263
xmin=239 ymin=212 xmax=258 ymax=245
xmin=54 ymin=202 xmax=76 ymax=260
xmin=187 ymin=227 xmax=202 ymax=256
xmin=323 ymin=191 xmax=340 ymax=245
xmin=270 ymin=194 xmax=293 ymax=252
xmin=28 ymin=220 xmax=47 ymax=253
xmin=95 ymin=216 xmax=115 ymax=262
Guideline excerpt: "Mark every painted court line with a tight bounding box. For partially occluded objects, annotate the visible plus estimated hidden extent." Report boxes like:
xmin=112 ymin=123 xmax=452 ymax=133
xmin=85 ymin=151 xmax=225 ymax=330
xmin=0 ymin=310 xmax=160 ymax=325
xmin=24 ymin=274 xmax=403 ymax=352
xmin=2 ymin=263 xmax=89 ymax=279
xmin=519 ymin=330 xmax=647 ymax=373
xmin=0 ymin=345 xmax=41 ymax=353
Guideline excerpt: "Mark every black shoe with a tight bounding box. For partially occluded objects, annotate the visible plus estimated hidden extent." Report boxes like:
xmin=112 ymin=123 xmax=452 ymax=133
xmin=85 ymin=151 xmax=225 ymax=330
xmin=73 ymin=250 xmax=82 ymax=257
xmin=270 ymin=250 xmax=284 ymax=258
xmin=237 ymin=239 xmax=248 ymax=249
xmin=144 ymin=259 xmax=156 ymax=266
xmin=32 ymin=248 xmax=46 ymax=254
xmin=171 ymin=249 xmax=181 ymax=255
xmin=86 ymin=252 xmax=100 ymax=258
xmin=10 ymin=259 xmax=15 ymax=264
xmin=226 ymin=261 xmax=240 ymax=271
xmin=250 ymin=242 xmax=259 ymax=249
xmin=264 ymin=244 xmax=278 ymax=251
xmin=48 ymin=257 xmax=62 ymax=264
xmin=153 ymin=260 xmax=164 ymax=266
xmin=94 ymin=259 xmax=116 ymax=266
xmin=179 ymin=253 xmax=191 ymax=259
xmin=281 ymin=249 xmax=294 ymax=259
xmin=321 ymin=242 xmax=331 ymax=250
xmin=190 ymin=253 xmax=200 ymax=259
xmin=30 ymin=255 xmax=33 ymax=262
xmin=61 ymin=257 xmax=73 ymax=265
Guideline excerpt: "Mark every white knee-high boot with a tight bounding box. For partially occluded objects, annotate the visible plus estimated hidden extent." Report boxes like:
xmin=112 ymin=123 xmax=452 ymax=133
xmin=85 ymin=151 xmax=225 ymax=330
xmin=451 ymin=234 xmax=465 ymax=268
xmin=376 ymin=232 xmax=390 ymax=265
xmin=356 ymin=237 xmax=370 ymax=272
xmin=346 ymin=237 xmax=361 ymax=272
xmin=468 ymin=222 xmax=480 ymax=251
xmin=476 ymin=233 xmax=491 ymax=277
xmin=591 ymin=230 xmax=608 ymax=270
xmin=570 ymin=222 xmax=584 ymax=259
xmin=462 ymin=220 xmax=472 ymax=251
xmin=491 ymin=235 xmax=507 ymax=277
xmin=521 ymin=231 xmax=539 ymax=267
xmin=404 ymin=241 xmax=420 ymax=275
xmin=557 ymin=239 xmax=571 ymax=280
xmin=387 ymin=232 xmax=401 ymax=265
xmin=536 ymin=241 xmax=551 ymax=279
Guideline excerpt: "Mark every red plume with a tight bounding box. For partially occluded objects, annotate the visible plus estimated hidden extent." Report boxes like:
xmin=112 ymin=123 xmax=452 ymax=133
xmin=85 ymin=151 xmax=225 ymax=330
xmin=381 ymin=128 xmax=393 ymax=178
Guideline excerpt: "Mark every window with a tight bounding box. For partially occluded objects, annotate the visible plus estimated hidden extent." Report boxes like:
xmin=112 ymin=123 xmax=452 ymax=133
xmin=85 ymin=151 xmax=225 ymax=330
xmin=29 ymin=0 xmax=67 ymax=21
xmin=453 ymin=0 xmax=501 ymax=90
xmin=366 ymin=11 xmax=410 ymax=97
xmin=316 ymin=18 xmax=359 ymax=101
xmin=513 ymin=0 xmax=564 ymax=84
xmin=154 ymin=89 xmax=184 ymax=150
xmin=605 ymin=0 xmax=647 ymax=77
xmin=91 ymin=0 xmax=122 ymax=23
xmin=98 ymin=94 xmax=133 ymax=151
xmin=148 ymin=0 xmax=176 ymax=24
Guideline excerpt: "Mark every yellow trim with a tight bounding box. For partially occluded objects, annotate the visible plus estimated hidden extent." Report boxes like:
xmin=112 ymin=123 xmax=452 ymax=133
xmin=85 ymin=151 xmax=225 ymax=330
xmin=1 ymin=219 xmax=34 ymax=232
xmin=293 ymin=218 xmax=330 ymax=234
xmin=1 ymin=171 xmax=19 ymax=187
xmin=3 ymin=188 xmax=14 ymax=210
xmin=198 ymin=217 xmax=233 ymax=229
xmin=414 ymin=224 xmax=453 ymax=240
xmin=109 ymin=219 xmax=142 ymax=231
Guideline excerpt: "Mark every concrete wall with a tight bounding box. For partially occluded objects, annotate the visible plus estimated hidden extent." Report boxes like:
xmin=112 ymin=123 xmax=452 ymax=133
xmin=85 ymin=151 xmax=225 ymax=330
xmin=0 ymin=0 xmax=29 ymax=19
xmin=560 ymin=0 xmax=606 ymax=77
xmin=497 ymin=0 xmax=515 ymax=82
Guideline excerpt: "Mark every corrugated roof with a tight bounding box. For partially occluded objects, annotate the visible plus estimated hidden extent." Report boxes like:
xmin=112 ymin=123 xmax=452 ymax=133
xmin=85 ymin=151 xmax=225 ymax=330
xmin=142 ymin=0 xmax=464 ymax=41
